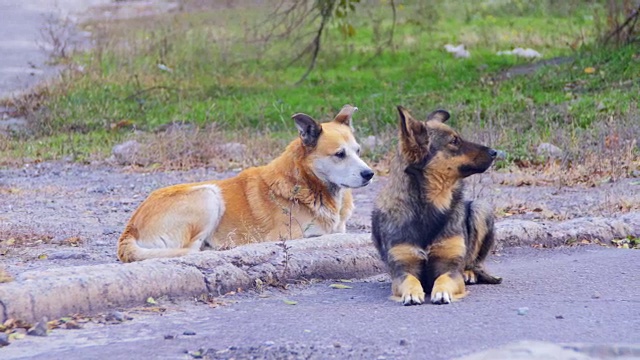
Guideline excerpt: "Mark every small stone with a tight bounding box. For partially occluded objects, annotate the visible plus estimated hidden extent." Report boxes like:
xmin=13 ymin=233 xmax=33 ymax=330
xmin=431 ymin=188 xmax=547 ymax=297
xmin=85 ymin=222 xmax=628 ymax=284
xmin=106 ymin=311 xmax=125 ymax=322
xmin=555 ymin=315 xmax=564 ymax=319
xmin=0 ymin=333 xmax=9 ymax=347
xmin=517 ymin=307 xmax=529 ymax=315
xmin=361 ymin=135 xmax=379 ymax=152
xmin=536 ymin=143 xmax=563 ymax=159
xmin=0 ymin=117 xmax=29 ymax=136
xmin=27 ymin=319 xmax=48 ymax=337
xmin=592 ymin=292 xmax=601 ymax=299
xmin=47 ymin=250 xmax=89 ymax=260
xmin=164 ymin=334 xmax=175 ymax=340
xmin=333 ymin=342 xmax=342 ymax=348
xmin=264 ymin=341 xmax=275 ymax=346
xmin=495 ymin=150 xmax=507 ymax=160
xmin=399 ymin=339 xmax=408 ymax=346
xmin=112 ymin=140 xmax=142 ymax=166
xmin=64 ymin=321 xmax=82 ymax=329
xmin=183 ymin=330 xmax=196 ymax=336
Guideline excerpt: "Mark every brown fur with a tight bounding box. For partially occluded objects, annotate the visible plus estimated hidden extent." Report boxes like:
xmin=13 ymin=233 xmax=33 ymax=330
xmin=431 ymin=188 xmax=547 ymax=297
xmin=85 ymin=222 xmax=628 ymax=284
xmin=118 ymin=105 xmax=372 ymax=262
xmin=372 ymin=106 xmax=502 ymax=305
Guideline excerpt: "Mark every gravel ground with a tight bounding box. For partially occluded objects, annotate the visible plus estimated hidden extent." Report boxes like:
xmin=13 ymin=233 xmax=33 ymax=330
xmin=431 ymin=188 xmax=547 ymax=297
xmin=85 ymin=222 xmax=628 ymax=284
xmin=1 ymin=161 xmax=639 ymax=276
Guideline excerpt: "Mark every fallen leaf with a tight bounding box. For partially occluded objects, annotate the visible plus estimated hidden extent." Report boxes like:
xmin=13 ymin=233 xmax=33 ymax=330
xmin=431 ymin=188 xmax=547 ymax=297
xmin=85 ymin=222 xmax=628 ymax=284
xmin=188 ymin=350 xmax=203 ymax=359
xmin=584 ymin=67 xmax=596 ymax=74
xmin=9 ymin=333 xmax=25 ymax=341
xmin=283 ymin=299 xmax=298 ymax=305
xmin=64 ymin=237 xmax=82 ymax=247
xmin=146 ymin=297 xmax=157 ymax=305
xmin=337 ymin=279 xmax=353 ymax=283
xmin=37 ymin=254 xmax=48 ymax=260
xmin=5 ymin=238 xmax=15 ymax=246
xmin=329 ymin=284 xmax=353 ymax=289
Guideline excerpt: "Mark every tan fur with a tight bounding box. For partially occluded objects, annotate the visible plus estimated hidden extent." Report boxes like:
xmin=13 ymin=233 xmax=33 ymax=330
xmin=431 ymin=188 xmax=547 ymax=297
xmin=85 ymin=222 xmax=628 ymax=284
xmin=389 ymin=244 xmax=427 ymax=276
xmin=429 ymin=235 xmax=466 ymax=261
xmin=392 ymin=274 xmax=425 ymax=304
xmin=372 ymin=106 xmax=501 ymax=306
xmin=118 ymin=105 xmax=372 ymax=262
xmin=431 ymin=272 xmax=467 ymax=302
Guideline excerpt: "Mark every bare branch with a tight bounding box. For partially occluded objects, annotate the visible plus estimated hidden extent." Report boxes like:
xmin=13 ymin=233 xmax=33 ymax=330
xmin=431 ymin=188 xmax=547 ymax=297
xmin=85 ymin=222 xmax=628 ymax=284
xmin=604 ymin=2 xmax=640 ymax=44
xmin=388 ymin=0 xmax=397 ymax=48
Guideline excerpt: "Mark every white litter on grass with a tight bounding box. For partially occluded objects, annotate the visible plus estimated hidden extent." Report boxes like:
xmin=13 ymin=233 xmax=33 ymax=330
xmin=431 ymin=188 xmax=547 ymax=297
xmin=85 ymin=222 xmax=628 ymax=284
xmin=444 ymin=44 xmax=470 ymax=58
xmin=157 ymin=63 xmax=173 ymax=72
xmin=497 ymin=47 xmax=542 ymax=58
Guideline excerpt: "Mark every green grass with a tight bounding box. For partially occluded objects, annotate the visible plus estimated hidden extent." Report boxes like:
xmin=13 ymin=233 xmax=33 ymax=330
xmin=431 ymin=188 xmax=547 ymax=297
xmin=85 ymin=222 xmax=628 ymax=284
xmin=2 ymin=0 xmax=639 ymax=167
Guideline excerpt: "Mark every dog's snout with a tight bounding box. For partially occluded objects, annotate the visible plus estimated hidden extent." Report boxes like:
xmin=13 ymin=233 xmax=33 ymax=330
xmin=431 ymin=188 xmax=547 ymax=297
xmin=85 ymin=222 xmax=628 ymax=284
xmin=360 ymin=169 xmax=375 ymax=181
xmin=488 ymin=148 xmax=497 ymax=159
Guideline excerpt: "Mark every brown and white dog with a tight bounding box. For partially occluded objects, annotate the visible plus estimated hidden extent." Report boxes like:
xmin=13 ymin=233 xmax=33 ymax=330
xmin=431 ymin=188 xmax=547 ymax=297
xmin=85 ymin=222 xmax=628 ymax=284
xmin=117 ymin=105 xmax=374 ymax=262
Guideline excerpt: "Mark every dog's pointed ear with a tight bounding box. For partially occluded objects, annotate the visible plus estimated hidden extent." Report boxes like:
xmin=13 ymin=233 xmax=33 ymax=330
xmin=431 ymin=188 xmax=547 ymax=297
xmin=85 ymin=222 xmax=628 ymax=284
xmin=426 ymin=109 xmax=450 ymax=123
xmin=397 ymin=105 xmax=429 ymax=163
xmin=398 ymin=105 xmax=414 ymax=139
xmin=397 ymin=106 xmax=426 ymax=139
xmin=292 ymin=113 xmax=323 ymax=148
xmin=332 ymin=104 xmax=358 ymax=128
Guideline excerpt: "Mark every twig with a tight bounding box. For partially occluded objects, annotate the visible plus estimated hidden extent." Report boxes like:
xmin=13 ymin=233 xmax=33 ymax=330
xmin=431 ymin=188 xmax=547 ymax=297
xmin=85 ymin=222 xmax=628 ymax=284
xmin=294 ymin=10 xmax=330 ymax=85
xmin=604 ymin=3 xmax=640 ymax=44
xmin=387 ymin=0 xmax=397 ymax=48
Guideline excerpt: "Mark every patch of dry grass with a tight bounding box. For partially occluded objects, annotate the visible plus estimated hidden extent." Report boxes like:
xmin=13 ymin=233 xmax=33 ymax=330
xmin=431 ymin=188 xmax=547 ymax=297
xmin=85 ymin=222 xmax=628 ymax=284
xmin=0 ymin=225 xmax=54 ymax=249
xmin=0 ymin=266 xmax=13 ymax=283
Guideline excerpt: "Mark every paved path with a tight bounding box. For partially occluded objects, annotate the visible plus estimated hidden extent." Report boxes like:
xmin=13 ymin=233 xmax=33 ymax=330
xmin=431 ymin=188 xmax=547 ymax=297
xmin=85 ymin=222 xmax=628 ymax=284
xmin=0 ymin=0 xmax=108 ymax=99
xmin=3 ymin=246 xmax=639 ymax=359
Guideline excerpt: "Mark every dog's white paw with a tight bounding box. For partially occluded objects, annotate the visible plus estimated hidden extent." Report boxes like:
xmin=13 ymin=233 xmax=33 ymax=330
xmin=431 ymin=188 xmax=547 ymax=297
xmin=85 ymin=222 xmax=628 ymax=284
xmin=402 ymin=291 xmax=425 ymax=306
xmin=431 ymin=291 xmax=452 ymax=305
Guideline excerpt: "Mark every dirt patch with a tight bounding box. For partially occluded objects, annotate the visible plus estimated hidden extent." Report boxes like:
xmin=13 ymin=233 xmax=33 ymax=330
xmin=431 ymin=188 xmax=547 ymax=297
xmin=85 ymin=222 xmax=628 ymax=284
xmin=1 ymin=161 xmax=639 ymax=278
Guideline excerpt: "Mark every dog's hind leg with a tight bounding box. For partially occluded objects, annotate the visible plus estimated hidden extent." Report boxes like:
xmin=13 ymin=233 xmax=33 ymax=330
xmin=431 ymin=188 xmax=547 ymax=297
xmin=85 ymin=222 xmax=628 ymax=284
xmin=463 ymin=201 xmax=502 ymax=285
xmin=388 ymin=244 xmax=428 ymax=306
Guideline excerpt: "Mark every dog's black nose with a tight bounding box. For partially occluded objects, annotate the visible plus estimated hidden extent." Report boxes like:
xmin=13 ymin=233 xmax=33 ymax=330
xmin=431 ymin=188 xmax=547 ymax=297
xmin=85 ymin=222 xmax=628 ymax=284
xmin=361 ymin=169 xmax=374 ymax=181
xmin=488 ymin=149 xmax=497 ymax=158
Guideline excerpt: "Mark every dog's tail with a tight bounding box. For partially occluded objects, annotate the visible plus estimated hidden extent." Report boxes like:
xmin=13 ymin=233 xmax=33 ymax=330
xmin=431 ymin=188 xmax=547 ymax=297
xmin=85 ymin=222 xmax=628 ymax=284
xmin=117 ymin=226 xmax=192 ymax=263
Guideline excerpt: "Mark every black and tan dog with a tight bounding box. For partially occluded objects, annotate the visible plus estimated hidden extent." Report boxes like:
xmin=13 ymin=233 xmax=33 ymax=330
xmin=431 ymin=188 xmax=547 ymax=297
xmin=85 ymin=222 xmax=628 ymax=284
xmin=372 ymin=106 xmax=502 ymax=305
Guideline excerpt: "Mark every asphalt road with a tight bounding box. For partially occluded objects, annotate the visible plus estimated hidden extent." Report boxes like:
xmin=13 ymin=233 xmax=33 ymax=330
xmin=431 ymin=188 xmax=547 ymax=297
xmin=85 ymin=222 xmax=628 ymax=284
xmin=0 ymin=0 xmax=109 ymax=99
xmin=2 ymin=246 xmax=638 ymax=359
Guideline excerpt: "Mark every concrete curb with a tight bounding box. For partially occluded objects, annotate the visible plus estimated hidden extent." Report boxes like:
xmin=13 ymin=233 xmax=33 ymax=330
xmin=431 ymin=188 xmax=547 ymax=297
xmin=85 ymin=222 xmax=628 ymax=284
xmin=0 ymin=234 xmax=382 ymax=323
xmin=1 ymin=213 xmax=639 ymax=323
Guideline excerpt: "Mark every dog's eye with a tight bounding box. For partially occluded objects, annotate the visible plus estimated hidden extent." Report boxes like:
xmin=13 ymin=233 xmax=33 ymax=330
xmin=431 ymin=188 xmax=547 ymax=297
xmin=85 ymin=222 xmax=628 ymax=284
xmin=335 ymin=150 xmax=346 ymax=159
xmin=450 ymin=137 xmax=460 ymax=146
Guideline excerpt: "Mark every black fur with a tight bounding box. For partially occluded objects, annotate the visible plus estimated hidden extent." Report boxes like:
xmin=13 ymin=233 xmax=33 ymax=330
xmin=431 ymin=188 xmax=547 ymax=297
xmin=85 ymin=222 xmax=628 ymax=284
xmin=371 ymin=106 xmax=502 ymax=305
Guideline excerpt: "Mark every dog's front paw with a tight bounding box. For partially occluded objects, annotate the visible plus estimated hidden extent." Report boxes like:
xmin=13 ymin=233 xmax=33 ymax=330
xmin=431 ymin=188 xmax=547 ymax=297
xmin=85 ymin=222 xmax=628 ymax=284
xmin=402 ymin=288 xmax=425 ymax=306
xmin=395 ymin=275 xmax=425 ymax=306
xmin=430 ymin=272 xmax=466 ymax=305
xmin=430 ymin=289 xmax=453 ymax=304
